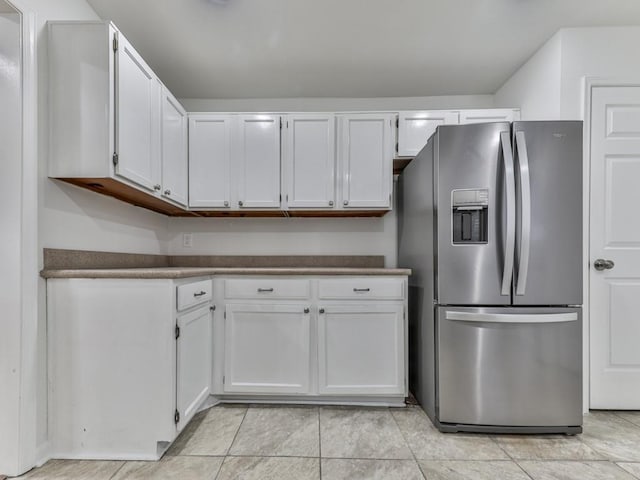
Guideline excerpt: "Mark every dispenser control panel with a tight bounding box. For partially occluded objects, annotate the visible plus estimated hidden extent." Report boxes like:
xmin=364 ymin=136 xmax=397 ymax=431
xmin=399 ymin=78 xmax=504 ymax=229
xmin=452 ymin=189 xmax=488 ymax=244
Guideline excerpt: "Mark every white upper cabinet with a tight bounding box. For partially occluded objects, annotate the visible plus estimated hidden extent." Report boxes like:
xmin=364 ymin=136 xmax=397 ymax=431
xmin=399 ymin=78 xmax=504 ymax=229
xmin=161 ymin=87 xmax=188 ymax=207
xmin=284 ymin=114 xmax=336 ymax=209
xmin=114 ymin=31 xmax=162 ymax=192
xmin=188 ymin=115 xmax=232 ymax=209
xmin=339 ymin=114 xmax=394 ymax=209
xmin=236 ymin=115 xmax=282 ymax=209
xmin=398 ymin=111 xmax=459 ymax=157
xmin=459 ymin=108 xmax=521 ymax=124
xmin=48 ymin=21 xmax=188 ymax=214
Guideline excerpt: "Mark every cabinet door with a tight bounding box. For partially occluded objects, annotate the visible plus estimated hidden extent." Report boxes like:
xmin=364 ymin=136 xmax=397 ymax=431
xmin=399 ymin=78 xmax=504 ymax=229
xmin=459 ymin=108 xmax=520 ymax=124
xmin=161 ymin=88 xmax=188 ymax=207
xmin=176 ymin=305 xmax=212 ymax=432
xmin=224 ymin=304 xmax=310 ymax=393
xmin=339 ymin=114 xmax=393 ymax=209
xmin=398 ymin=111 xmax=459 ymax=156
xmin=318 ymin=303 xmax=404 ymax=395
xmin=188 ymin=115 xmax=232 ymax=208
xmin=237 ymin=115 xmax=281 ymax=208
xmin=284 ymin=115 xmax=335 ymax=209
xmin=114 ymin=31 xmax=161 ymax=192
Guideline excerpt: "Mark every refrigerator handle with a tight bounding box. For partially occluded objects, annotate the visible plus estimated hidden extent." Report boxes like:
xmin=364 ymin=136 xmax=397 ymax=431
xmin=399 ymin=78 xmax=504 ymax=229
xmin=514 ymin=131 xmax=532 ymax=296
xmin=500 ymin=131 xmax=516 ymax=296
xmin=445 ymin=311 xmax=578 ymax=324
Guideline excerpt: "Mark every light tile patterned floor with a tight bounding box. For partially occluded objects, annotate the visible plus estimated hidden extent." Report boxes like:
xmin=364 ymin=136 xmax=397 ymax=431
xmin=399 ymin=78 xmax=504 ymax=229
xmin=17 ymin=406 xmax=640 ymax=479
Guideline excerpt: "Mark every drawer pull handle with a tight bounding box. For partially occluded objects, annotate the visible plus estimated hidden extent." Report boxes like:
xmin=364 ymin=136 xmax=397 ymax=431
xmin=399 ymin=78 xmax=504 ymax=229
xmin=193 ymin=291 xmax=207 ymax=297
xmin=353 ymin=288 xmax=371 ymax=292
xmin=257 ymin=288 xmax=274 ymax=293
xmin=304 ymin=307 xmax=310 ymax=314
xmin=319 ymin=308 xmax=325 ymax=314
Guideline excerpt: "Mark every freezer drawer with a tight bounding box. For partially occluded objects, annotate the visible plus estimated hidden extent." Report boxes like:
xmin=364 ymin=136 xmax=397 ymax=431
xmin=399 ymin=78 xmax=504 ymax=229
xmin=437 ymin=306 xmax=582 ymax=428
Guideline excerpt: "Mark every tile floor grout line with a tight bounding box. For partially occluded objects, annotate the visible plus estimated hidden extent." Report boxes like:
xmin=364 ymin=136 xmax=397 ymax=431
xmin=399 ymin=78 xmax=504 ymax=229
xmin=214 ymin=406 xmax=250 ymax=480
xmin=513 ymin=459 xmax=537 ymax=480
xmin=107 ymin=461 xmax=126 ymax=480
xmin=615 ymin=461 xmax=640 ymax=480
xmin=389 ymin=406 xmax=427 ymax=480
xmin=610 ymin=411 xmax=640 ymax=429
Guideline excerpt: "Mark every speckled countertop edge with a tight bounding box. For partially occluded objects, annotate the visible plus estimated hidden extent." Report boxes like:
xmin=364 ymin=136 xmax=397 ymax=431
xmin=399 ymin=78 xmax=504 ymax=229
xmin=41 ymin=267 xmax=412 ymax=279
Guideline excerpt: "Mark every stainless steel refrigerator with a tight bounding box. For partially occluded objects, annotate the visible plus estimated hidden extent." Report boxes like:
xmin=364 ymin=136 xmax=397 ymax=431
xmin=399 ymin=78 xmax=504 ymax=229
xmin=398 ymin=121 xmax=583 ymax=434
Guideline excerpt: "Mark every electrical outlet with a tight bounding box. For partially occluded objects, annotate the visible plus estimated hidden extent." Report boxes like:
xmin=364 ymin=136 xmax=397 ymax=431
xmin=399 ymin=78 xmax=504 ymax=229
xmin=183 ymin=233 xmax=193 ymax=248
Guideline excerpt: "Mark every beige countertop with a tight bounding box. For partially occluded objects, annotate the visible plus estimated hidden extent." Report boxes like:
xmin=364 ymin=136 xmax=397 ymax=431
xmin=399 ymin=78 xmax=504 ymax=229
xmin=41 ymin=267 xmax=411 ymax=279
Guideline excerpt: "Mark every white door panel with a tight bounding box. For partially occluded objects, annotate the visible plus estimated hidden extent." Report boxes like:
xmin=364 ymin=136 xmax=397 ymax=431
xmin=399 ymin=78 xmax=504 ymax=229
xmin=318 ymin=304 xmax=404 ymax=395
xmin=340 ymin=114 xmax=393 ymax=208
xmin=590 ymin=85 xmax=640 ymax=409
xmin=285 ymin=115 xmax=335 ymax=208
xmin=398 ymin=111 xmax=459 ymax=157
xmin=161 ymin=89 xmax=187 ymax=206
xmin=237 ymin=115 xmax=281 ymax=208
xmin=115 ymin=32 xmax=161 ymax=191
xmin=176 ymin=306 xmax=212 ymax=431
xmin=224 ymin=304 xmax=310 ymax=393
xmin=188 ymin=115 xmax=232 ymax=208
xmin=459 ymin=108 xmax=520 ymax=125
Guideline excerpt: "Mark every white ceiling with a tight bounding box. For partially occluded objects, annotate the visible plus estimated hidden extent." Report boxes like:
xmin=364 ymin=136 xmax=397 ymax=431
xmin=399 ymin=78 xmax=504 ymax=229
xmin=86 ymin=0 xmax=640 ymax=99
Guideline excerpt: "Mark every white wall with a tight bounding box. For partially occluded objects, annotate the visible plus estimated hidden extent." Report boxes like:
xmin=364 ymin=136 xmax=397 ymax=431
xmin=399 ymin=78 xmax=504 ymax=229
xmin=494 ymin=32 xmax=562 ymax=120
xmin=560 ymin=27 xmax=640 ymax=119
xmin=0 ymin=10 xmax=24 ymax=476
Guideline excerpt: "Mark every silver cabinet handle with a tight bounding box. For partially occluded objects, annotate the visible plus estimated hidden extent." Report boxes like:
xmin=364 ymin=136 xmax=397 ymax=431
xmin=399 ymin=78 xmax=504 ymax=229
xmin=319 ymin=308 xmax=325 ymax=314
xmin=343 ymin=200 xmax=349 ymax=206
xmin=193 ymin=291 xmax=207 ymax=297
xmin=164 ymin=189 xmax=171 ymax=195
xmin=353 ymin=288 xmax=370 ymax=292
xmin=594 ymin=259 xmax=615 ymax=271
xmin=304 ymin=307 xmax=310 ymax=314
xmin=257 ymin=288 xmax=274 ymax=293
xmin=224 ymin=201 xmax=229 ymax=207
xmin=329 ymin=200 xmax=334 ymax=206
xmin=210 ymin=305 xmax=216 ymax=312
xmin=238 ymin=201 xmax=244 ymax=207
xmin=153 ymin=184 xmax=161 ymax=191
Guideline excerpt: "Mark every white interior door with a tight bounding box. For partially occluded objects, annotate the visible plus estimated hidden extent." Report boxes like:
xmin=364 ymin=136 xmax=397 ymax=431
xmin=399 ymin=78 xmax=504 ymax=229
xmin=590 ymin=84 xmax=640 ymax=409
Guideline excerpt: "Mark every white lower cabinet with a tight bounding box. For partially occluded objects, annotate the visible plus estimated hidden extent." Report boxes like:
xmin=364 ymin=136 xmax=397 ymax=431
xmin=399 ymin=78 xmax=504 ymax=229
xmin=176 ymin=305 xmax=212 ymax=431
xmin=223 ymin=303 xmax=311 ymax=394
xmin=47 ymin=277 xmax=212 ymax=460
xmin=318 ymin=304 xmax=405 ymax=395
xmin=214 ymin=275 xmax=408 ymax=400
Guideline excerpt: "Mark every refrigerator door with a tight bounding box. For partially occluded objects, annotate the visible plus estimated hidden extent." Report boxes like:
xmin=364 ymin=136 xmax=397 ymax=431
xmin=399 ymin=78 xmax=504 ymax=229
xmin=437 ymin=306 xmax=582 ymax=428
xmin=512 ymin=121 xmax=583 ymax=305
xmin=436 ymin=122 xmax=513 ymax=305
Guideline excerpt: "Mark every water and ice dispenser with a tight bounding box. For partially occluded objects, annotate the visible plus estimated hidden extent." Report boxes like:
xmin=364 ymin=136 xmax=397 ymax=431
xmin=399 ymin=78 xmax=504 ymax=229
xmin=452 ymin=189 xmax=488 ymax=244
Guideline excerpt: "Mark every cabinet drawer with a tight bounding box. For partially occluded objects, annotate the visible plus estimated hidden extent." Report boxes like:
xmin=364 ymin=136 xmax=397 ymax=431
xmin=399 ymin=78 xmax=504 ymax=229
xmin=318 ymin=278 xmax=404 ymax=300
xmin=177 ymin=279 xmax=212 ymax=311
xmin=224 ymin=279 xmax=310 ymax=300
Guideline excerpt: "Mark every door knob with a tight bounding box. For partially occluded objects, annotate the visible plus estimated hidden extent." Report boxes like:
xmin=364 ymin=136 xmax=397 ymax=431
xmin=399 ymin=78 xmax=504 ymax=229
xmin=594 ymin=259 xmax=615 ymax=271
